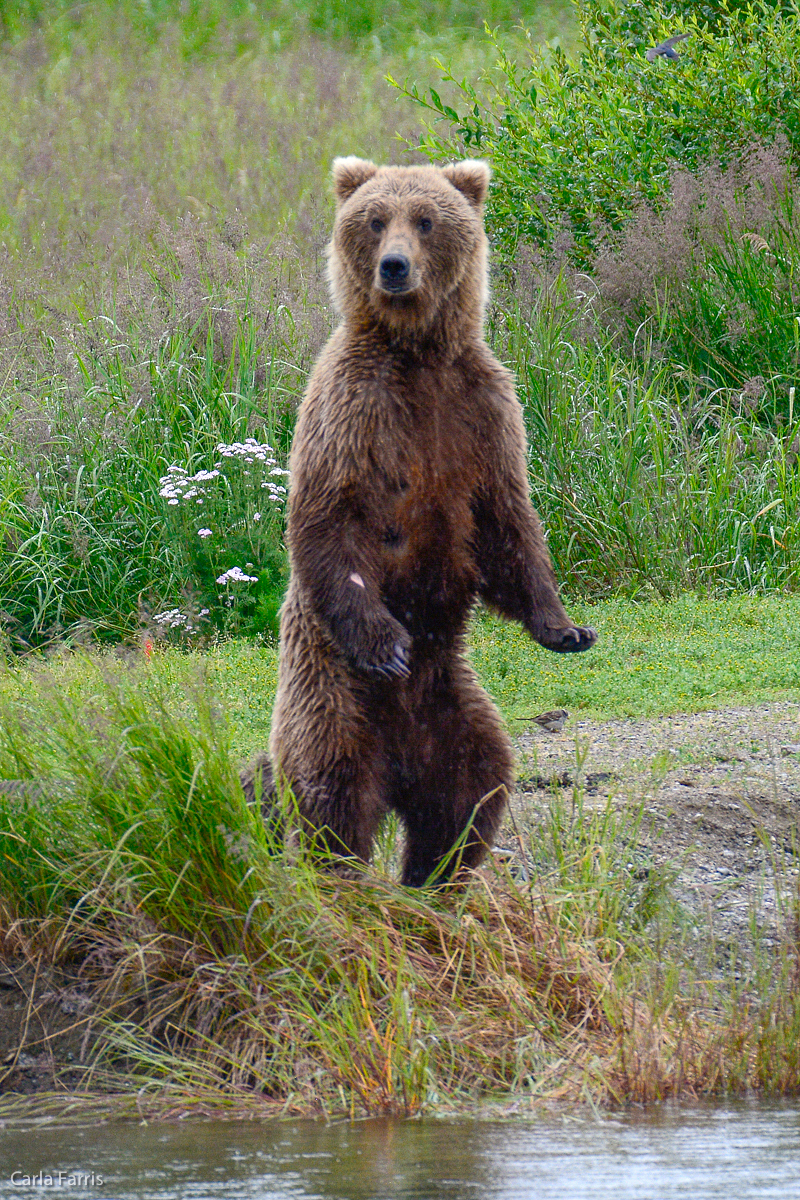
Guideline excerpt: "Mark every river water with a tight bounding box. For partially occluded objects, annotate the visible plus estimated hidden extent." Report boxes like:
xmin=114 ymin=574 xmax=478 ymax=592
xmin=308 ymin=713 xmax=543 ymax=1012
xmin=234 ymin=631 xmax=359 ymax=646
xmin=0 ymin=1102 xmax=798 ymax=1199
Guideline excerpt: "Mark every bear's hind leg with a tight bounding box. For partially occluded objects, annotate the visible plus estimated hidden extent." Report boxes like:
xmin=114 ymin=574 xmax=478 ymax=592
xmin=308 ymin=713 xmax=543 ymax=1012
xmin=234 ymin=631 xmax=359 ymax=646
xmin=290 ymin=755 xmax=389 ymax=866
xmin=240 ymin=752 xmax=386 ymax=864
xmin=393 ymin=667 xmax=513 ymax=887
xmin=270 ymin=613 xmax=391 ymax=869
xmin=399 ymin=779 xmax=508 ymax=887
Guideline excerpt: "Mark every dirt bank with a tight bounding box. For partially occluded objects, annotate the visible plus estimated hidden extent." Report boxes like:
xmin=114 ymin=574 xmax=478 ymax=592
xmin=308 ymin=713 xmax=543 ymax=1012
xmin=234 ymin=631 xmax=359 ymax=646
xmin=0 ymin=960 xmax=94 ymax=1096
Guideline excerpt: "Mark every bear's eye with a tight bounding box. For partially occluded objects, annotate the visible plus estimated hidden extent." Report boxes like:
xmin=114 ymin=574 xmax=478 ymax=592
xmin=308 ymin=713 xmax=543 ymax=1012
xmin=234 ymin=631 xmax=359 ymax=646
xmin=370 ymin=218 xmax=385 ymax=234
xmin=418 ymin=217 xmax=433 ymax=234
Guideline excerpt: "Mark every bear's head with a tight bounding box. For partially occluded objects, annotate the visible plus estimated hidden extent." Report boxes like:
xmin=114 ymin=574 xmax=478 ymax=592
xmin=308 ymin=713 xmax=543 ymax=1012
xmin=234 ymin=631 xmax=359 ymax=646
xmin=327 ymin=158 xmax=491 ymax=349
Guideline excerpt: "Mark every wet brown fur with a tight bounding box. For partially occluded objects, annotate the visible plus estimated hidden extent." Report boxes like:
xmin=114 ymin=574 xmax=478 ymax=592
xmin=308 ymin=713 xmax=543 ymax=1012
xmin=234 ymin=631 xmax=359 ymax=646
xmin=242 ymin=158 xmax=596 ymax=887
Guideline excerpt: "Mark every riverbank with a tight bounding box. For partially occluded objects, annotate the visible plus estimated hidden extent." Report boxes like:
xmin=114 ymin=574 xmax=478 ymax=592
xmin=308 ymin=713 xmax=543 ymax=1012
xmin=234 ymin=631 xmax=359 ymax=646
xmin=1 ymin=602 xmax=798 ymax=1119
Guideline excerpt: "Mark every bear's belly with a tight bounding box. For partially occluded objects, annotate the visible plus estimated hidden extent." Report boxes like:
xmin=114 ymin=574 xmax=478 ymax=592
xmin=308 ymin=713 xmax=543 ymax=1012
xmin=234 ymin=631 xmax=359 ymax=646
xmin=380 ymin=503 xmax=478 ymax=639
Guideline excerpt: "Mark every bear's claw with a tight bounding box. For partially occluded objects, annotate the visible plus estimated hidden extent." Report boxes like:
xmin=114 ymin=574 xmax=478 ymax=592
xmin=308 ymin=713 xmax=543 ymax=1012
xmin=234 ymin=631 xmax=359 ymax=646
xmin=373 ymin=640 xmax=411 ymax=679
xmin=542 ymin=625 xmax=597 ymax=653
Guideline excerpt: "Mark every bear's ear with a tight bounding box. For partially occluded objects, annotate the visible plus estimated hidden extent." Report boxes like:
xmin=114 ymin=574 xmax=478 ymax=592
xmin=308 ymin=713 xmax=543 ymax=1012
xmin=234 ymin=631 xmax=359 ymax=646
xmin=442 ymin=160 xmax=491 ymax=208
xmin=332 ymin=157 xmax=379 ymax=204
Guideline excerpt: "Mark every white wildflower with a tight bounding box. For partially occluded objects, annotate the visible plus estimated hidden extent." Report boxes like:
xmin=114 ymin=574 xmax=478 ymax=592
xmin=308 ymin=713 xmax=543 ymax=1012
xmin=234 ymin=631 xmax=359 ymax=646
xmin=161 ymin=443 xmax=287 ymax=515
xmin=216 ymin=566 xmax=259 ymax=585
xmin=197 ymin=528 xmax=213 ymax=538
xmin=158 ymin=466 xmax=219 ymax=505
xmin=151 ymin=607 xmax=210 ymax=632
xmin=153 ymin=609 xmax=189 ymax=629
xmin=216 ymin=437 xmax=279 ymax=465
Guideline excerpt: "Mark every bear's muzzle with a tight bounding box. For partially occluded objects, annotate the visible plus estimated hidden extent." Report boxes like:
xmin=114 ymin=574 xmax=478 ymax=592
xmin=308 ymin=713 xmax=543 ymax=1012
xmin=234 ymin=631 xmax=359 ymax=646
xmin=378 ymin=252 xmax=412 ymax=293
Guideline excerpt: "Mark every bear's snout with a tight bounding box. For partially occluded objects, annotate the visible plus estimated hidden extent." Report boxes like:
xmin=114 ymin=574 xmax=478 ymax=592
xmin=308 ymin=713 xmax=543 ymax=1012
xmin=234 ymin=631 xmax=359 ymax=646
xmin=379 ymin=252 xmax=412 ymax=292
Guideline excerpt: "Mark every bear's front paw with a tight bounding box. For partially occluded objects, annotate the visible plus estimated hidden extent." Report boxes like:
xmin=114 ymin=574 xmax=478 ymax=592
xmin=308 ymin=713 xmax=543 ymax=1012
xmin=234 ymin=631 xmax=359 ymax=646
xmin=540 ymin=625 xmax=597 ymax=654
xmin=371 ymin=639 xmax=411 ymax=679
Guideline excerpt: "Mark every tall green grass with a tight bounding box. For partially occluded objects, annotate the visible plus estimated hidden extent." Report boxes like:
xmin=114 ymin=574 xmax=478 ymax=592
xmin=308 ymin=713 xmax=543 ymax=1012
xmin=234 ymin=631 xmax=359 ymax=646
xmin=0 ymin=264 xmax=304 ymax=646
xmin=494 ymin=278 xmax=800 ymax=597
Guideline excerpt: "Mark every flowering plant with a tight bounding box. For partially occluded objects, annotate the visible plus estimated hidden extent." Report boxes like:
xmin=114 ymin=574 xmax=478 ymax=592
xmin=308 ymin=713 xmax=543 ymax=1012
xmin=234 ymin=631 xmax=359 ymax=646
xmin=156 ymin=437 xmax=288 ymax=636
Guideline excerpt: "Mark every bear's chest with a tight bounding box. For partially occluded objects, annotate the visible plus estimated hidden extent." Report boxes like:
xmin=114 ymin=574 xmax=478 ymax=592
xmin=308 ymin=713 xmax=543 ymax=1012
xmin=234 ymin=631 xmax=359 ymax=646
xmin=372 ymin=362 xmax=482 ymax=483
xmin=369 ymin=389 xmax=483 ymax=599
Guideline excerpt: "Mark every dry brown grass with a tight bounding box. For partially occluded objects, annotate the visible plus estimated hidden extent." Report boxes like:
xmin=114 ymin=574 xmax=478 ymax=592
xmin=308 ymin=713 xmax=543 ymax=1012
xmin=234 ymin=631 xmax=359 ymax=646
xmin=1 ymin=860 xmax=798 ymax=1119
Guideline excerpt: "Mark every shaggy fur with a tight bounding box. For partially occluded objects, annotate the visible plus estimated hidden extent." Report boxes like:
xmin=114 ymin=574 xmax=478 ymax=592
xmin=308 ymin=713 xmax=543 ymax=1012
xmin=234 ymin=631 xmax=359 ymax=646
xmin=241 ymin=158 xmax=596 ymax=885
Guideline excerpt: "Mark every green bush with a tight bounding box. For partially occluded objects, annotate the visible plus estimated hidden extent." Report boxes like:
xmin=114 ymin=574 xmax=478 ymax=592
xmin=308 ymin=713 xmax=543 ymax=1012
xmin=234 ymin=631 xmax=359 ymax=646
xmin=398 ymin=0 xmax=800 ymax=265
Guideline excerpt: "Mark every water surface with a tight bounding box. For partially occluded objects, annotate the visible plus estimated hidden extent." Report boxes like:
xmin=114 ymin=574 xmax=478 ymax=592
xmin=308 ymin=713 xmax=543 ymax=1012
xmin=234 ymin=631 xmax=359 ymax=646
xmin=1 ymin=1101 xmax=798 ymax=1199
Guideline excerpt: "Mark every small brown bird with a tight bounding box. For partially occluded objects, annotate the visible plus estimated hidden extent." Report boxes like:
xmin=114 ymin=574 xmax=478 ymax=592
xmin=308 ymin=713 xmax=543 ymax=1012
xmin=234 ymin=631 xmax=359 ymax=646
xmin=531 ymin=709 xmax=569 ymax=733
xmin=646 ymin=33 xmax=689 ymax=61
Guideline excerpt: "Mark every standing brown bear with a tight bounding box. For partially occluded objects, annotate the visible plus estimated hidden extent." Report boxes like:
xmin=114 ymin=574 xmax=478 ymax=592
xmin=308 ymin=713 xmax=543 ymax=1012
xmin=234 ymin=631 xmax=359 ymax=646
xmin=246 ymin=157 xmax=596 ymax=886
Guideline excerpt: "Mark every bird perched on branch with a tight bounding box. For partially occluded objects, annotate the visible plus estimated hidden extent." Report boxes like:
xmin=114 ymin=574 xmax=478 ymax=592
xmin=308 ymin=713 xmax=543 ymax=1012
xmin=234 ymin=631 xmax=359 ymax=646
xmin=646 ymin=33 xmax=689 ymax=61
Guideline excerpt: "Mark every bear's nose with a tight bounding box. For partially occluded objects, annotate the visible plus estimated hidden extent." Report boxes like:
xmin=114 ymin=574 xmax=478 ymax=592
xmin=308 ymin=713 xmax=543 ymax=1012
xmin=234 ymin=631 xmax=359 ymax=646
xmin=379 ymin=254 xmax=411 ymax=290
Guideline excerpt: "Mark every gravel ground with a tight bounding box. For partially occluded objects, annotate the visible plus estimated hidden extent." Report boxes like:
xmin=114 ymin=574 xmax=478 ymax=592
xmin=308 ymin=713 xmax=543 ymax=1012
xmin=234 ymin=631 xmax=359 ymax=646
xmin=501 ymin=702 xmax=800 ymax=970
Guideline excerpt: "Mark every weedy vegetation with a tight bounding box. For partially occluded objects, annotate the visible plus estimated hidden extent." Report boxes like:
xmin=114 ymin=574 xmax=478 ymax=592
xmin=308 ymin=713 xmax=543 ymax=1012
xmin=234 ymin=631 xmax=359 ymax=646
xmin=1 ymin=0 xmax=800 ymax=1117
xmin=0 ymin=661 xmax=798 ymax=1117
